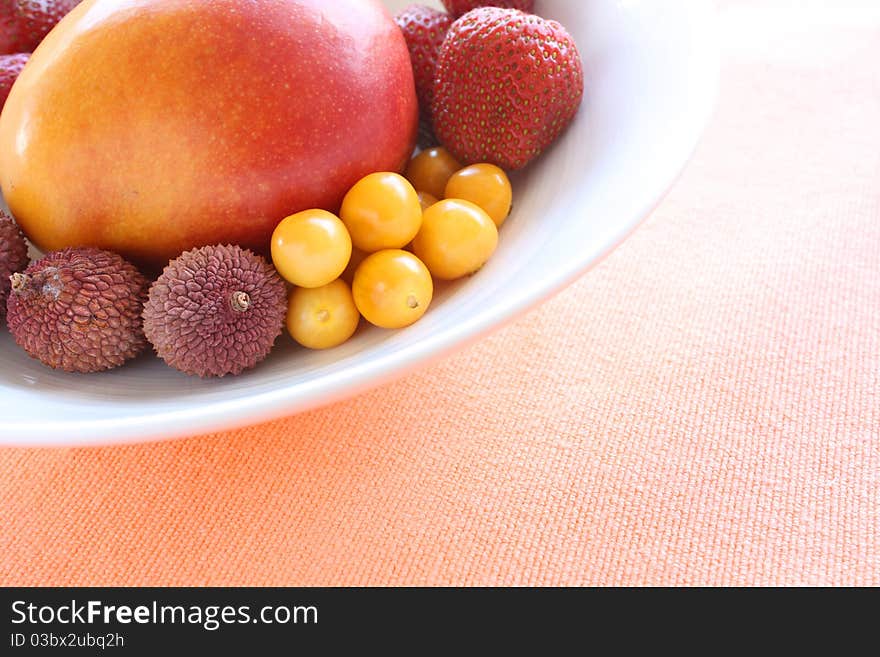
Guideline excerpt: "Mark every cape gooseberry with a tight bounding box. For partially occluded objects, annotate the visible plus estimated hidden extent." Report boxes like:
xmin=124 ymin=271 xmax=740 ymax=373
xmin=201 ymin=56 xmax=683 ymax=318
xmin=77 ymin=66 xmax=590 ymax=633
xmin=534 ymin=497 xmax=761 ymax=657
xmin=142 ymin=244 xmax=288 ymax=378
xmin=6 ymin=247 xmax=149 ymax=373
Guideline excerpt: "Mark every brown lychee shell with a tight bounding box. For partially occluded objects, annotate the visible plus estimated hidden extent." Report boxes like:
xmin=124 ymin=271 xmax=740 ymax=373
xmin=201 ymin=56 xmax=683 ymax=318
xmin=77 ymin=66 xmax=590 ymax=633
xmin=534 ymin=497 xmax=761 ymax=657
xmin=0 ymin=211 xmax=29 ymax=322
xmin=6 ymin=247 xmax=150 ymax=373
xmin=142 ymin=244 xmax=287 ymax=378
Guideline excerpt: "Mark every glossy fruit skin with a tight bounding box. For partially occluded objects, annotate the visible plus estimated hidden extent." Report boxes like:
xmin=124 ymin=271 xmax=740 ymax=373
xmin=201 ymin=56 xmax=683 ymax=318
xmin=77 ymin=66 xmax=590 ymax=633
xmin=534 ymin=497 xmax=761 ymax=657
xmin=394 ymin=5 xmax=453 ymax=122
xmin=352 ymin=249 xmax=433 ymax=329
xmin=433 ymin=8 xmax=584 ymax=170
xmin=0 ymin=52 xmax=28 ymax=110
xmin=271 ymin=209 xmax=352 ymax=289
xmin=0 ymin=0 xmax=81 ymax=54
xmin=444 ymin=163 xmax=512 ymax=227
xmin=0 ymin=0 xmax=418 ymax=268
xmin=405 ymin=147 xmax=462 ymax=200
xmin=287 ymin=279 xmax=360 ymax=350
xmin=413 ymin=199 xmax=497 ymax=280
xmin=417 ymin=191 xmax=439 ymax=211
xmin=340 ymin=172 xmax=422 ymax=253
xmin=441 ymin=0 xmax=534 ymax=18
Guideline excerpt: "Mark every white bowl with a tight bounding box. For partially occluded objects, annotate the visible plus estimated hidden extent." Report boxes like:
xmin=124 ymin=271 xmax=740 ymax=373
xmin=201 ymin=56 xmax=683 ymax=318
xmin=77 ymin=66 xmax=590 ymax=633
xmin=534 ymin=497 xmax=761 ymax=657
xmin=0 ymin=0 xmax=718 ymax=446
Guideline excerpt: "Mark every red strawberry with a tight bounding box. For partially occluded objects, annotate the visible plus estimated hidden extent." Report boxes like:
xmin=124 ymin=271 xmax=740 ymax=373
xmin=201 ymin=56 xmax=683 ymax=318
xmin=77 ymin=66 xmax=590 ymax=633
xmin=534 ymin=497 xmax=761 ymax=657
xmin=432 ymin=8 xmax=584 ymax=170
xmin=441 ymin=0 xmax=535 ymax=18
xmin=394 ymin=4 xmax=453 ymax=123
xmin=0 ymin=51 xmax=28 ymax=109
xmin=0 ymin=0 xmax=82 ymax=55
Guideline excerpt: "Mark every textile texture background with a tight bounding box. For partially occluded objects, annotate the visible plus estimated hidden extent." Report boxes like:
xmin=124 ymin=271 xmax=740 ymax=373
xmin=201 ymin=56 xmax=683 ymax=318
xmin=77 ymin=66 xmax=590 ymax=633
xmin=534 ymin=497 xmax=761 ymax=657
xmin=1 ymin=1 xmax=877 ymax=586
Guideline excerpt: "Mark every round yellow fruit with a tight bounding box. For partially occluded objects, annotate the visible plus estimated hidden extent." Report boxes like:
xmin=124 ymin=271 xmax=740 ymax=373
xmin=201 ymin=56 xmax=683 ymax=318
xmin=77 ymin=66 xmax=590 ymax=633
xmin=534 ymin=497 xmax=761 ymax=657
xmin=340 ymin=172 xmax=422 ymax=252
xmin=413 ymin=199 xmax=498 ymax=280
xmin=271 ymin=209 xmax=352 ymax=288
xmin=352 ymin=250 xmax=433 ymax=329
xmin=445 ymin=163 xmax=512 ymax=227
xmin=405 ymin=147 xmax=462 ymax=200
xmin=287 ymin=279 xmax=361 ymax=350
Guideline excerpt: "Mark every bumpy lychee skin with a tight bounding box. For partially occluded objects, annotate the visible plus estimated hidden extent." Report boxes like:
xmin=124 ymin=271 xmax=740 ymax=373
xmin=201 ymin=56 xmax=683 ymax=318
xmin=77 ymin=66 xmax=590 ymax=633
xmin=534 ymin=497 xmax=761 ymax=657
xmin=432 ymin=8 xmax=584 ymax=170
xmin=6 ymin=247 xmax=149 ymax=372
xmin=441 ymin=0 xmax=534 ymax=18
xmin=143 ymin=244 xmax=287 ymax=378
xmin=0 ymin=210 xmax=29 ymax=322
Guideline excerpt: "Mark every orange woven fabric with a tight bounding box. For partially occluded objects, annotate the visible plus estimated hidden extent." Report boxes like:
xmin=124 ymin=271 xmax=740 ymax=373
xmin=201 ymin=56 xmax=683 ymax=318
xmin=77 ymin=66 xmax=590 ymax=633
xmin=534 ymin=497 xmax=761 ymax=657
xmin=1 ymin=2 xmax=878 ymax=586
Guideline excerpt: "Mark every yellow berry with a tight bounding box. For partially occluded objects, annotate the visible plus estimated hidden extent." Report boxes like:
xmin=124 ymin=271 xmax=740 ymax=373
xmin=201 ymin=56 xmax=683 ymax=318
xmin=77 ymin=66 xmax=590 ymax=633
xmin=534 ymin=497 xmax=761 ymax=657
xmin=445 ymin=163 xmax=512 ymax=227
xmin=412 ymin=199 xmax=498 ymax=281
xmin=287 ymin=279 xmax=360 ymax=350
xmin=417 ymin=191 xmax=439 ymax=211
xmin=405 ymin=147 xmax=463 ymax=200
xmin=340 ymin=172 xmax=422 ymax=252
xmin=271 ymin=209 xmax=351 ymax=288
xmin=353 ymin=250 xmax=433 ymax=329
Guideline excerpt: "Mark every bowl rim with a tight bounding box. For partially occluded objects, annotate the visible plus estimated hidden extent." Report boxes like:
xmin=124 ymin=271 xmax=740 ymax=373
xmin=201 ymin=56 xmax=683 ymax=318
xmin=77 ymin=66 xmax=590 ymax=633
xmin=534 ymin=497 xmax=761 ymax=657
xmin=0 ymin=0 xmax=720 ymax=447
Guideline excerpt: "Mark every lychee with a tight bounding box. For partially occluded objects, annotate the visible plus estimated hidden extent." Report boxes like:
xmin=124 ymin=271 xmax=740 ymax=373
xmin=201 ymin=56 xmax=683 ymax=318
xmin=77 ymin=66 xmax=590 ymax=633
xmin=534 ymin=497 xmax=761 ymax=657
xmin=0 ymin=211 xmax=29 ymax=322
xmin=6 ymin=247 xmax=149 ymax=372
xmin=143 ymin=244 xmax=287 ymax=378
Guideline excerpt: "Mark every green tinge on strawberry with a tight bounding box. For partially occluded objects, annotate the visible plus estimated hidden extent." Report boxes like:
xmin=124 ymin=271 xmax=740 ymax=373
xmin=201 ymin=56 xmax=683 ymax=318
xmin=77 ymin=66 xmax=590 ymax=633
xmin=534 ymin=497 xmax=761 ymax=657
xmin=394 ymin=4 xmax=454 ymax=123
xmin=0 ymin=0 xmax=82 ymax=55
xmin=432 ymin=7 xmax=584 ymax=171
xmin=0 ymin=52 xmax=29 ymax=109
xmin=441 ymin=0 xmax=535 ymax=19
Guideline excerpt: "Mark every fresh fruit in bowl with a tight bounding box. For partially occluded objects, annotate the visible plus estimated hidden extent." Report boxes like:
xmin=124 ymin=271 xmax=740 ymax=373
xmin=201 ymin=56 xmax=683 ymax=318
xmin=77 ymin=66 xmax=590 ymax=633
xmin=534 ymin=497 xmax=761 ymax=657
xmin=0 ymin=0 xmax=418 ymax=268
xmin=0 ymin=0 xmax=586 ymax=379
xmin=0 ymin=0 xmax=721 ymax=443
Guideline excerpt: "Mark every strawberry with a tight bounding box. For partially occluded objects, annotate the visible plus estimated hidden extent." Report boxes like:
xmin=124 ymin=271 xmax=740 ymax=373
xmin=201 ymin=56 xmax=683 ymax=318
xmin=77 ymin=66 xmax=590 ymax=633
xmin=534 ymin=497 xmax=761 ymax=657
xmin=432 ymin=8 xmax=584 ymax=170
xmin=0 ymin=0 xmax=81 ymax=55
xmin=394 ymin=4 xmax=453 ymax=123
xmin=441 ymin=0 xmax=535 ymax=18
xmin=0 ymin=51 xmax=28 ymax=109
